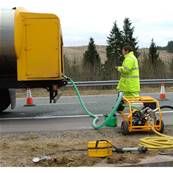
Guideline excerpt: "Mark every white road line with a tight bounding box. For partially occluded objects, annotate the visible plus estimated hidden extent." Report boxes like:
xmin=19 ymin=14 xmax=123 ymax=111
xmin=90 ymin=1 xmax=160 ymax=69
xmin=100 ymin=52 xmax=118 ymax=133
xmin=0 ymin=114 xmax=103 ymax=121
xmin=0 ymin=111 xmax=172 ymax=121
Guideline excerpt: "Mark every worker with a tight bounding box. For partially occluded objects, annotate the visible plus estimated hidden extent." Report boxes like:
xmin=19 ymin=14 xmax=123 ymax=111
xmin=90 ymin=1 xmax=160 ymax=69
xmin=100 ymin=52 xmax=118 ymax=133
xmin=115 ymin=45 xmax=140 ymax=97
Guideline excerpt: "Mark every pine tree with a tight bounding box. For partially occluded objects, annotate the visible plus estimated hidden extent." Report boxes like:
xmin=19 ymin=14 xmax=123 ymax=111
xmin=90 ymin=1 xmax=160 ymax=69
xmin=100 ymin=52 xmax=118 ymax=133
xmin=106 ymin=21 xmax=124 ymax=65
xmin=82 ymin=37 xmax=101 ymax=80
xmin=149 ymin=38 xmax=159 ymax=65
xmin=104 ymin=21 xmax=123 ymax=80
xmin=123 ymin=18 xmax=138 ymax=56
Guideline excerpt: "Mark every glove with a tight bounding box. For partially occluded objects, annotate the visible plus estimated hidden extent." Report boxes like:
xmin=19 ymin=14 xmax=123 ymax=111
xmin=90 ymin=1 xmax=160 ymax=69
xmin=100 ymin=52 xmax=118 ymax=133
xmin=115 ymin=66 xmax=119 ymax=70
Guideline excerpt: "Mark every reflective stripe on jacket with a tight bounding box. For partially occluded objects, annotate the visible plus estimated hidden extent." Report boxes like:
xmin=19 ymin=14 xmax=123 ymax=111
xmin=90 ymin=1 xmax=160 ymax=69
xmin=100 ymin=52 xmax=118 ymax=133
xmin=116 ymin=51 xmax=140 ymax=92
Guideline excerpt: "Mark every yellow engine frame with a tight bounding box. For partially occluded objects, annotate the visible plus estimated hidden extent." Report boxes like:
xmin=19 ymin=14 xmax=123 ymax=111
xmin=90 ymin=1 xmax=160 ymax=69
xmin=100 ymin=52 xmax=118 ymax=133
xmin=120 ymin=96 xmax=163 ymax=133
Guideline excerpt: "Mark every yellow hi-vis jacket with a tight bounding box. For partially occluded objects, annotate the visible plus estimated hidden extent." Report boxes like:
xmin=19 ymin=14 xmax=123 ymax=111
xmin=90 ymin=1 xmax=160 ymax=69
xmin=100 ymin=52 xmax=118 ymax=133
xmin=116 ymin=51 xmax=140 ymax=93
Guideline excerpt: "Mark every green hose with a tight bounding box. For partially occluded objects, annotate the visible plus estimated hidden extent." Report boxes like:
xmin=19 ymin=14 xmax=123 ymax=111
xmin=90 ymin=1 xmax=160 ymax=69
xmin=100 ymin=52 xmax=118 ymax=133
xmin=67 ymin=77 xmax=123 ymax=129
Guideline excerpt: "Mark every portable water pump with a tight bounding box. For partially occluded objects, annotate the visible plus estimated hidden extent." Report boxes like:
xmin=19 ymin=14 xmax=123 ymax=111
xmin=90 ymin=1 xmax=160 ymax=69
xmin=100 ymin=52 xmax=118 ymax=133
xmin=120 ymin=96 xmax=164 ymax=135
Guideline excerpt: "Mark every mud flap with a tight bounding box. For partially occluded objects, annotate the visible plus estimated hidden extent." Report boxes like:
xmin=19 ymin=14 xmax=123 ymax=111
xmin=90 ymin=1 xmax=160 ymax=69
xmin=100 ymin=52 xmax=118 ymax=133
xmin=9 ymin=89 xmax=16 ymax=109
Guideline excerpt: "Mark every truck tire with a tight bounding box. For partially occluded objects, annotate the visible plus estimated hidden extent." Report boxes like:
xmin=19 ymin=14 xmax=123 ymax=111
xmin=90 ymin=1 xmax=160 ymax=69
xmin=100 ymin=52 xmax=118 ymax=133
xmin=0 ymin=89 xmax=10 ymax=112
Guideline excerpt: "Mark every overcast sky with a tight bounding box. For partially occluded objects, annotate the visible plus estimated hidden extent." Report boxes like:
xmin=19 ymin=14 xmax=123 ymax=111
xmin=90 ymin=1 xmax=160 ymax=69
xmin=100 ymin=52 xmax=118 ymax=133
xmin=1 ymin=0 xmax=173 ymax=48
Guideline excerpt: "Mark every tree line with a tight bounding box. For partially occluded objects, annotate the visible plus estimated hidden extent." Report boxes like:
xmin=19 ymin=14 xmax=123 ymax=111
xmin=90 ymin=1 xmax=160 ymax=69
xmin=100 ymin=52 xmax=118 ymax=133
xmin=64 ymin=18 xmax=173 ymax=81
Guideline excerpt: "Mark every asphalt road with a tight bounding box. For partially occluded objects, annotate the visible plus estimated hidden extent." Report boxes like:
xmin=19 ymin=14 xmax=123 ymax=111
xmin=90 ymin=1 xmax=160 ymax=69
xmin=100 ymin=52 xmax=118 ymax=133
xmin=0 ymin=92 xmax=173 ymax=133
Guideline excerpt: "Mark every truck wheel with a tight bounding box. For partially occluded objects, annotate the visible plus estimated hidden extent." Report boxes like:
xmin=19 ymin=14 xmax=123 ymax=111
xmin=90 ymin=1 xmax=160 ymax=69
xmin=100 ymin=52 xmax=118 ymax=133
xmin=0 ymin=89 xmax=10 ymax=112
xmin=121 ymin=120 xmax=129 ymax=135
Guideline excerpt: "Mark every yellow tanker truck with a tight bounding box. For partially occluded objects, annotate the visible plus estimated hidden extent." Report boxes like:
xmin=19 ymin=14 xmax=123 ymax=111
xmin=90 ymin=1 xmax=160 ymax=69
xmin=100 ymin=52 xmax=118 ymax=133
xmin=0 ymin=7 xmax=67 ymax=112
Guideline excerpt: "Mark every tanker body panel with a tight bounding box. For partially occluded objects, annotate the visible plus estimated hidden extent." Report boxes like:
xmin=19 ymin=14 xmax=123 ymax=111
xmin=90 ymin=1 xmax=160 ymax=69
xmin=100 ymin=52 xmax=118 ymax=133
xmin=0 ymin=8 xmax=67 ymax=112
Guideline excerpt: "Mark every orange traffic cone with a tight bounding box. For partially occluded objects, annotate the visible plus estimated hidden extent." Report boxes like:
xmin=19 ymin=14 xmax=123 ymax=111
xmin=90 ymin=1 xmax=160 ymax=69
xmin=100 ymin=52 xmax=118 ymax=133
xmin=24 ymin=88 xmax=35 ymax=106
xmin=159 ymin=82 xmax=167 ymax=100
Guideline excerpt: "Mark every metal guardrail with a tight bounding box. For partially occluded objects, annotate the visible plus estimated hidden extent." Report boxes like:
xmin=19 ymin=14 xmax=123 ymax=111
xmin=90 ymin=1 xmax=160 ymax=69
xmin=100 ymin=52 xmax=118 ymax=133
xmin=67 ymin=79 xmax=173 ymax=87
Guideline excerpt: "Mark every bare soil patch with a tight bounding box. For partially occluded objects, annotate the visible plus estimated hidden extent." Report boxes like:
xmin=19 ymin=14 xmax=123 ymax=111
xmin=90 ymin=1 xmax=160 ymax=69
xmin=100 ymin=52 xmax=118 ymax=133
xmin=1 ymin=126 xmax=173 ymax=167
